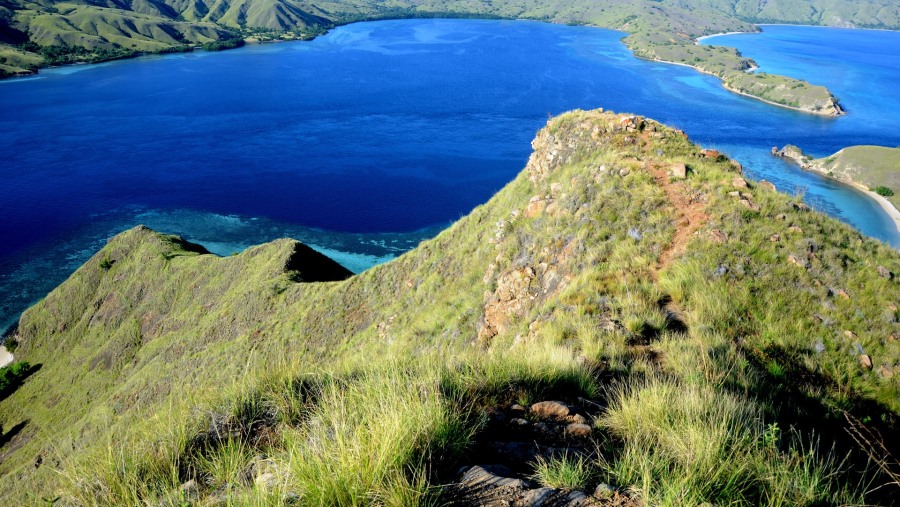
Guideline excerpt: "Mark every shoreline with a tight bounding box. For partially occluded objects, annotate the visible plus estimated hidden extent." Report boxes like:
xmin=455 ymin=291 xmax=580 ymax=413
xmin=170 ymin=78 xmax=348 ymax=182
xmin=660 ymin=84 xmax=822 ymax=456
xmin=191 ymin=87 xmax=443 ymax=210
xmin=696 ymin=30 xmax=754 ymax=43
xmin=805 ymin=166 xmax=900 ymax=237
xmin=633 ymin=53 xmax=838 ymax=117
xmin=0 ymin=345 xmax=13 ymax=368
xmin=774 ymin=148 xmax=900 ymax=239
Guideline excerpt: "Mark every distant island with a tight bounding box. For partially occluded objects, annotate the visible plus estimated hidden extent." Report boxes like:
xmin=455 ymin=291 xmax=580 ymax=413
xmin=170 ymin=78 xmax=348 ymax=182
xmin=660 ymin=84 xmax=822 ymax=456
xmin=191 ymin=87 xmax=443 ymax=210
xmin=2 ymin=0 xmax=898 ymax=114
xmin=774 ymin=144 xmax=900 ymax=232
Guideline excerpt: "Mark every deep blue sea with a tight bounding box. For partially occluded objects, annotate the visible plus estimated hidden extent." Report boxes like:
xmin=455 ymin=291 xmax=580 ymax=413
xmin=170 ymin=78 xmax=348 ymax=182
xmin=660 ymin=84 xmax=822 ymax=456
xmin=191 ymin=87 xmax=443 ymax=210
xmin=1 ymin=20 xmax=899 ymax=332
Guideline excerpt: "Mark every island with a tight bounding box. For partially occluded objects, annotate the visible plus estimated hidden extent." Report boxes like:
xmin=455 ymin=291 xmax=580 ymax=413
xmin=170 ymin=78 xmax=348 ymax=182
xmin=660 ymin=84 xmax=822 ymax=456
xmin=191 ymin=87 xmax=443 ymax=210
xmin=774 ymin=144 xmax=900 ymax=231
xmin=2 ymin=1 xmax=897 ymax=115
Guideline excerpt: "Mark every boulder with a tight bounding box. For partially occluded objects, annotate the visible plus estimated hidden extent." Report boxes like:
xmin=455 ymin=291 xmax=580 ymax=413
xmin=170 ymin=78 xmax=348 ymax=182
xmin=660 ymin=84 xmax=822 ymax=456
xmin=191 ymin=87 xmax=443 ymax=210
xmin=550 ymin=182 xmax=563 ymax=198
xmin=876 ymin=266 xmax=894 ymax=279
xmin=530 ymin=401 xmax=570 ymax=419
xmin=788 ymin=255 xmax=807 ymax=268
xmin=859 ymin=355 xmax=873 ymax=370
xmin=564 ymin=423 xmax=593 ymax=438
xmin=669 ymin=163 xmax=688 ymax=179
xmin=759 ymin=180 xmax=776 ymax=191
xmin=708 ymin=229 xmax=728 ymax=243
xmin=740 ymin=199 xmax=761 ymax=211
xmin=525 ymin=197 xmax=547 ymax=218
xmin=732 ymin=177 xmax=748 ymax=189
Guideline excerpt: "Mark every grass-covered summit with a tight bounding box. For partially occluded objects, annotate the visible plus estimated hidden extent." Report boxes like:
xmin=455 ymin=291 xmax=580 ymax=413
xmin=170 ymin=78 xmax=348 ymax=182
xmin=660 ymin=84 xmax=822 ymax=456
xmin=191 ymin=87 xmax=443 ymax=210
xmin=2 ymin=1 xmax=898 ymax=114
xmin=1 ymin=110 xmax=899 ymax=505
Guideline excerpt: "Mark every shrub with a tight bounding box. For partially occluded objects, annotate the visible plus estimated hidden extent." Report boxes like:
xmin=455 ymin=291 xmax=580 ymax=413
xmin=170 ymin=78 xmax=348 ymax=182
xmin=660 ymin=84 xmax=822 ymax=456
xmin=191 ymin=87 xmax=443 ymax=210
xmin=874 ymin=186 xmax=894 ymax=197
xmin=0 ymin=361 xmax=31 ymax=394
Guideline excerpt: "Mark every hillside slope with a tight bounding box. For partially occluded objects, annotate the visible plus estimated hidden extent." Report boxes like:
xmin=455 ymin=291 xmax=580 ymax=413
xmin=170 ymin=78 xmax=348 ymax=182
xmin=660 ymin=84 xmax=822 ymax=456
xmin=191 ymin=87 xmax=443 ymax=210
xmin=1 ymin=110 xmax=899 ymax=505
xmin=2 ymin=0 xmax=898 ymax=114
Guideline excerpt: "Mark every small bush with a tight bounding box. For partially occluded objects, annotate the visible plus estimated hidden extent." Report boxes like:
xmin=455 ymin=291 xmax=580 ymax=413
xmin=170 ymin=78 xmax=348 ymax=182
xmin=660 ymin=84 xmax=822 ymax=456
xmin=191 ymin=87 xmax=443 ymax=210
xmin=0 ymin=361 xmax=31 ymax=394
xmin=873 ymin=186 xmax=894 ymax=197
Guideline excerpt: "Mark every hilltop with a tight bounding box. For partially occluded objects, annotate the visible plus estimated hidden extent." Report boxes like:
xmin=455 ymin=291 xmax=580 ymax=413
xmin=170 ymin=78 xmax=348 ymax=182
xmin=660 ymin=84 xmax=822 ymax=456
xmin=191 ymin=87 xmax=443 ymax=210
xmin=2 ymin=1 xmax=898 ymax=114
xmin=1 ymin=110 xmax=899 ymax=505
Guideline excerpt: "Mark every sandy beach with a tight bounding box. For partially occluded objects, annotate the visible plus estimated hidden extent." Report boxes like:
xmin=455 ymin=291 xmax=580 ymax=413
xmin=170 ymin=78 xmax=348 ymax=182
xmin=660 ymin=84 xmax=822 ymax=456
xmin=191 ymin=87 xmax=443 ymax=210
xmin=695 ymin=31 xmax=754 ymax=43
xmin=0 ymin=346 xmax=13 ymax=368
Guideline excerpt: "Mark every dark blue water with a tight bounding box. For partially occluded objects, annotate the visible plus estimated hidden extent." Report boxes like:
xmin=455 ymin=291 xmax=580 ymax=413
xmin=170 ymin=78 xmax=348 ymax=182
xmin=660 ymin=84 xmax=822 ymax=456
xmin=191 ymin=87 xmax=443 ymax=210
xmin=1 ymin=20 xmax=899 ymax=332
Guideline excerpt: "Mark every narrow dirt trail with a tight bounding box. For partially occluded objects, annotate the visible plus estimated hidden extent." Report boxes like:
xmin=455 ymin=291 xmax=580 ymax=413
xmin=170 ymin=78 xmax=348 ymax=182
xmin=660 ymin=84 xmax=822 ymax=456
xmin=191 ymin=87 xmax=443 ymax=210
xmin=648 ymin=163 xmax=709 ymax=272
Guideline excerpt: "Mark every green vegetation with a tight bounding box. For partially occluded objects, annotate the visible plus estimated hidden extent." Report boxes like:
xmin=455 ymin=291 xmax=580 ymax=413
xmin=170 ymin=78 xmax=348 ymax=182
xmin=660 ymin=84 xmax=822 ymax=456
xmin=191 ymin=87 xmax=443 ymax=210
xmin=532 ymin=454 xmax=594 ymax=490
xmin=1 ymin=110 xmax=899 ymax=504
xmin=788 ymin=145 xmax=900 ymax=209
xmin=0 ymin=361 xmax=32 ymax=397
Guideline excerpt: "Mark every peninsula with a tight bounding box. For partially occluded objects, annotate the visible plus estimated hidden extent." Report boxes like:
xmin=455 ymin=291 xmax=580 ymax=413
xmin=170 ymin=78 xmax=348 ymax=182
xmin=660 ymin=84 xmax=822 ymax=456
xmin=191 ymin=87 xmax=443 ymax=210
xmin=2 ymin=1 xmax=898 ymax=114
xmin=2 ymin=109 xmax=899 ymax=505
xmin=774 ymin=144 xmax=900 ymax=232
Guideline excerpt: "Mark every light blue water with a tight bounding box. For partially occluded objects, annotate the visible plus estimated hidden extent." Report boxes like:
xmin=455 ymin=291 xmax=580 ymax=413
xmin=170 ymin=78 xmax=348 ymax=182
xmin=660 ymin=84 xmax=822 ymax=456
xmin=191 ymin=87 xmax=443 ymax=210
xmin=1 ymin=20 xmax=898 ymax=332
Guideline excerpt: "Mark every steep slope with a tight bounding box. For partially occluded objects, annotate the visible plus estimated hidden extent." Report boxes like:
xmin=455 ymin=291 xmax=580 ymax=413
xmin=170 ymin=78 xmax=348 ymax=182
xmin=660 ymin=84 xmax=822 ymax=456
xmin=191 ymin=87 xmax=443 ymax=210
xmin=1 ymin=110 xmax=898 ymax=504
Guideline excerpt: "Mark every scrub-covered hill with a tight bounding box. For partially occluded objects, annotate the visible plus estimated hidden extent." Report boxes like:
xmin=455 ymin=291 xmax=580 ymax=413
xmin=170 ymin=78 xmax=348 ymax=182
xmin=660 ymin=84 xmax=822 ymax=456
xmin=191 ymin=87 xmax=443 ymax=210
xmin=2 ymin=0 xmax=898 ymax=114
xmin=1 ymin=110 xmax=898 ymax=505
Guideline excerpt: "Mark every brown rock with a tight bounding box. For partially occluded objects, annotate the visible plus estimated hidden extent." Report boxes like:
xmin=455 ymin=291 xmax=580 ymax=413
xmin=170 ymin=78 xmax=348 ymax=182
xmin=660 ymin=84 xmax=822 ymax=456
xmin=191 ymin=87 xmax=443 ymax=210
xmin=859 ymin=355 xmax=873 ymax=370
xmin=732 ymin=177 xmax=749 ymax=189
xmin=878 ymin=365 xmax=894 ymax=379
xmin=788 ymin=255 xmax=807 ymax=268
xmin=701 ymin=148 xmax=721 ymax=159
xmin=550 ymin=182 xmax=563 ymax=198
xmin=769 ymin=234 xmax=781 ymax=242
xmin=564 ymin=423 xmax=593 ymax=438
xmin=787 ymin=226 xmax=803 ymax=233
xmin=530 ymin=401 xmax=570 ymax=419
xmin=728 ymin=190 xmax=740 ymax=197
xmin=708 ymin=229 xmax=728 ymax=243
xmin=567 ymin=413 xmax=588 ymax=425
xmin=876 ymin=265 xmax=894 ymax=279
xmin=740 ymin=199 xmax=761 ymax=211
xmin=836 ymin=289 xmax=851 ymax=300
xmin=669 ymin=163 xmax=688 ymax=179
xmin=524 ymin=198 xmax=546 ymax=218
xmin=844 ymin=330 xmax=857 ymax=339
xmin=759 ymin=180 xmax=777 ymax=191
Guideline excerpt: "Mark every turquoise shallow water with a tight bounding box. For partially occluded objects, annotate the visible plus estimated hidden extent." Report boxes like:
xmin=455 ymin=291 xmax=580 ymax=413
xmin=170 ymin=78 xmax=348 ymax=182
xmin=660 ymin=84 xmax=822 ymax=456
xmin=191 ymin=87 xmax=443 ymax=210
xmin=0 ymin=20 xmax=898 ymax=332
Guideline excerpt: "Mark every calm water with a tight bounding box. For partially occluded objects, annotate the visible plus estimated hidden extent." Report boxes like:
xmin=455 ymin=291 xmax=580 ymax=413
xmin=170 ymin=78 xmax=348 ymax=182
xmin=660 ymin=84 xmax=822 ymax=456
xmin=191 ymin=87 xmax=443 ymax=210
xmin=1 ymin=20 xmax=899 ymax=331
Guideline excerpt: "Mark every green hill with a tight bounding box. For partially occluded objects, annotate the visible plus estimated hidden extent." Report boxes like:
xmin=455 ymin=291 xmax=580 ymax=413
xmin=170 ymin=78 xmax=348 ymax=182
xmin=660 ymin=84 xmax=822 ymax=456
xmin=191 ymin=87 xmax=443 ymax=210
xmin=816 ymin=145 xmax=900 ymax=208
xmin=1 ymin=109 xmax=899 ymax=505
xmin=2 ymin=0 xmax=899 ymax=113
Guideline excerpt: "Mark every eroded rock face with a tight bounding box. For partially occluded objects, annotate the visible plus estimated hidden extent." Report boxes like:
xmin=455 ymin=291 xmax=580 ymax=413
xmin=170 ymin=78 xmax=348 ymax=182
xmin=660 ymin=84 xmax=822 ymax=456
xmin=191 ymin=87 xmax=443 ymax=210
xmin=448 ymin=466 xmax=597 ymax=507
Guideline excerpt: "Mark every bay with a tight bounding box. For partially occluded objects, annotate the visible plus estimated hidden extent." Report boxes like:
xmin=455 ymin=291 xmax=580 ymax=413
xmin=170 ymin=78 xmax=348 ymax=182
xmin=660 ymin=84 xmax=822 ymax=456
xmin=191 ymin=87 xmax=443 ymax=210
xmin=1 ymin=19 xmax=898 ymax=332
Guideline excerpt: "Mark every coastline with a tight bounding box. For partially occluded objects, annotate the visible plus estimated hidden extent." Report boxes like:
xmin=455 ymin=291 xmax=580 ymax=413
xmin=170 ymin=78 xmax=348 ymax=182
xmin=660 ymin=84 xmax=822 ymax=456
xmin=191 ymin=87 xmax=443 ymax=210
xmin=695 ymin=30 xmax=754 ymax=43
xmin=774 ymin=148 xmax=900 ymax=239
xmin=0 ymin=345 xmax=13 ymax=368
xmin=805 ymin=166 xmax=900 ymax=237
xmin=633 ymin=53 xmax=837 ymax=117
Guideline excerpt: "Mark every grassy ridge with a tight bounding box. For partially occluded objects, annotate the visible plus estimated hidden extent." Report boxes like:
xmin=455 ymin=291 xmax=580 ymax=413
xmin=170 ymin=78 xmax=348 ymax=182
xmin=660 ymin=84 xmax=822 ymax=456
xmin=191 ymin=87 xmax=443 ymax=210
xmin=1 ymin=110 xmax=898 ymax=504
